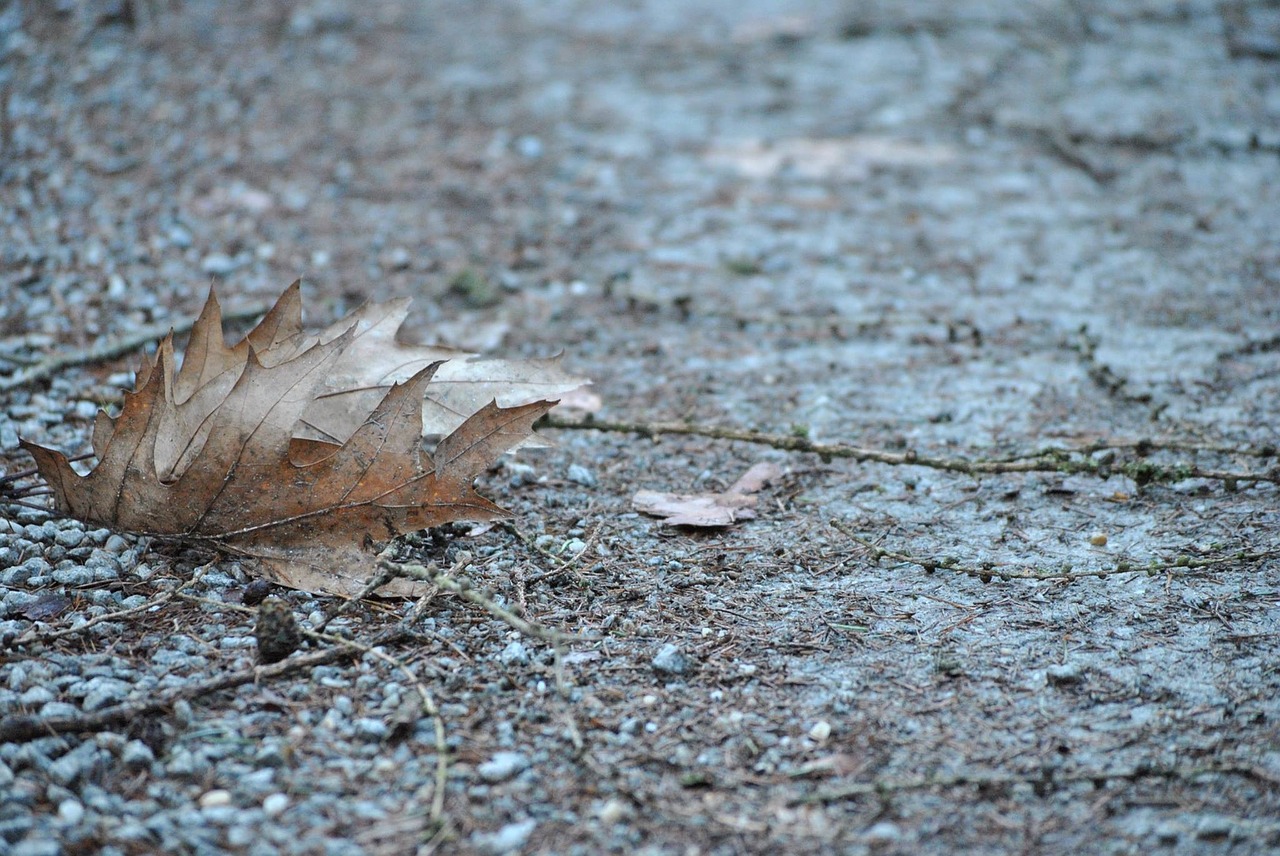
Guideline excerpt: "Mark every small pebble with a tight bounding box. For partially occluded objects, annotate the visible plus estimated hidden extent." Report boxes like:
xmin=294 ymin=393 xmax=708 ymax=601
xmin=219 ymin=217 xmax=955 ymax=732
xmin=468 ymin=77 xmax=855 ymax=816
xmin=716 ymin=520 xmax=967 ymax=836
xmin=808 ymin=721 xmax=832 ymax=742
xmin=866 ymin=821 xmax=902 ymax=843
xmin=53 ymin=527 xmax=83 ymax=549
xmin=57 ymin=799 xmax=85 ymax=825
xmin=199 ymin=789 xmax=233 ymax=808
xmin=201 ymin=252 xmax=239 ymax=276
xmin=477 ymin=751 xmax=529 ymax=783
xmin=20 ymin=687 xmax=55 ymax=706
xmin=1090 ymin=533 xmax=1108 ymax=546
xmin=506 ymin=462 xmax=537 ymax=487
xmin=262 ymin=792 xmax=289 ymax=817
xmin=473 ymin=818 xmax=536 ymax=854
xmin=566 ymin=464 xmax=596 ymax=487
xmin=121 ymin=741 xmax=154 ymax=770
xmin=499 ymin=640 xmax=530 ymax=666
xmin=652 ymin=643 xmax=692 ymax=675
xmin=384 ymin=247 xmax=411 ymax=269
xmin=354 ymin=718 xmax=389 ymax=742
xmin=597 ymin=798 xmax=628 ymax=824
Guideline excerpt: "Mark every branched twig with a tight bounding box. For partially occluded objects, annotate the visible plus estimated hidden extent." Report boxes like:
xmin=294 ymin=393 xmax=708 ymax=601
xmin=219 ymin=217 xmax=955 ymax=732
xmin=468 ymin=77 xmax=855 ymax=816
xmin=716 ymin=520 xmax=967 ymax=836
xmin=795 ymin=759 xmax=1280 ymax=805
xmin=541 ymin=417 xmax=1280 ymax=486
xmin=0 ymin=302 xmax=271 ymax=393
xmin=310 ymin=554 xmax=404 ymax=635
xmin=830 ymin=520 xmax=1280 ymax=582
xmin=502 ymin=521 xmax=601 ymax=584
xmin=379 ymin=558 xmax=595 ymax=647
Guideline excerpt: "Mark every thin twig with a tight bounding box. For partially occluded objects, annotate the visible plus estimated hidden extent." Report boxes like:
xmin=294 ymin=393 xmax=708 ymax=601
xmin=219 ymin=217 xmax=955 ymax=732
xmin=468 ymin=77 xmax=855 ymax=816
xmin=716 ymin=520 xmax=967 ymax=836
xmin=541 ymin=417 xmax=1279 ymax=486
xmin=0 ymin=302 xmax=270 ymax=392
xmin=830 ymin=519 xmax=1280 ymax=582
xmin=310 ymin=555 xmax=404 ymax=635
xmin=4 ymin=563 xmax=211 ymax=650
xmin=300 ymin=624 xmax=450 ymax=824
xmin=380 ymin=558 xmax=595 ymax=647
xmin=0 ymin=625 xmax=410 ymax=743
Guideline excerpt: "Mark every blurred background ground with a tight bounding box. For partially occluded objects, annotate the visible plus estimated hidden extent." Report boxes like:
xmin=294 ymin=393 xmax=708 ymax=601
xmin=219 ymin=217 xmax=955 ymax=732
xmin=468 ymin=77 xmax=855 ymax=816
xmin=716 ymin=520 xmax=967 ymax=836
xmin=2 ymin=1 xmax=1279 ymax=853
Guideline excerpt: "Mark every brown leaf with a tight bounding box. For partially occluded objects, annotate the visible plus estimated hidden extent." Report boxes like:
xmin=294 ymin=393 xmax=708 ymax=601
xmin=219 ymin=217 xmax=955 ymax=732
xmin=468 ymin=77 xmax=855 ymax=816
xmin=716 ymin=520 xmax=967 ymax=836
xmin=633 ymin=462 xmax=783 ymax=527
xmin=23 ymin=284 xmax=567 ymax=597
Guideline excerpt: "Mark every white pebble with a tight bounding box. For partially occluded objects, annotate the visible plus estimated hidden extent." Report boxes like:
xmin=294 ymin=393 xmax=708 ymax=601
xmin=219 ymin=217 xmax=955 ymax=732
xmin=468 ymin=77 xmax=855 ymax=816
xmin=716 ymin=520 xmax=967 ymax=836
xmin=58 ymin=799 xmax=85 ymax=825
xmin=473 ymin=818 xmax=536 ymax=854
xmin=262 ymin=792 xmax=289 ymax=817
xmin=808 ymin=720 xmax=832 ymax=742
xmin=597 ymin=798 xmax=627 ymax=824
xmin=199 ymin=789 xmax=232 ymax=808
xmin=477 ymin=751 xmax=529 ymax=783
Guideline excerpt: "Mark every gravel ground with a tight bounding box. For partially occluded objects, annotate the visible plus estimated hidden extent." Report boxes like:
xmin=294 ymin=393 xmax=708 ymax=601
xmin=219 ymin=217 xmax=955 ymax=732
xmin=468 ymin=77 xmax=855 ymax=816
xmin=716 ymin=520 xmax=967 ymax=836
xmin=2 ymin=1 xmax=1280 ymax=854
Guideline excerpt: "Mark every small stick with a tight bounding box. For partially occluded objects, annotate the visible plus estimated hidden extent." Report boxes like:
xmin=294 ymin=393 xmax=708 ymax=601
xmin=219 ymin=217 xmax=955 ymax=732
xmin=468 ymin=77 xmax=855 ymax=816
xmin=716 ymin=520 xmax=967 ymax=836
xmin=0 ymin=626 xmax=410 ymax=743
xmin=542 ymin=417 xmax=1279 ymax=486
xmin=0 ymin=302 xmax=270 ymax=393
xmin=306 ymin=625 xmax=451 ymax=823
xmin=379 ymin=558 xmax=595 ymax=647
xmin=4 ymin=563 xmax=211 ymax=650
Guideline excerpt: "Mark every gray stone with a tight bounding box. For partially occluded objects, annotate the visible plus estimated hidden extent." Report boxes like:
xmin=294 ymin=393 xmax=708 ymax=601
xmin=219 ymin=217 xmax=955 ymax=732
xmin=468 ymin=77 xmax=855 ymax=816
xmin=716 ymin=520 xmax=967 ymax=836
xmin=1046 ymin=663 xmax=1083 ymax=686
xmin=652 ymin=643 xmax=692 ymax=675
xmin=39 ymin=701 xmax=80 ymax=719
xmin=254 ymin=743 xmax=286 ymax=768
xmin=262 ymin=792 xmax=289 ymax=817
xmin=499 ymin=640 xmax=530 ymax=666
xmin=0 ymin=618 xmax=31 ymax=640
xmin=19 ymin=686 xmax=55 ymax=706
xmin=47 ymin=743 xmax=105 ymax=787
xmin=165 ymin=748 xmax=206 ymax=777
xmin=0 ymin=816 xmax=35 ymax=846
xmin=866 ymin=821 xmax=902 ymax=843
xmin=10 ymin=557 xmax=51 ymax=585
xmin=81 ymin=677 xmax=131 ymax=711
xmin=52 ymin=565 xmax=94 ymax=586
xmin=201 ymin=252 xmax=239 ymax=275
xmin=12 ymin=840 xmax=61 ymax=856
xmin=122 ymin=740 xmax=155 ymax=770
xmin=567 ymin=464 xmax=597 ymax=487
xmin=53 ymin=527 xmax=84 ymax=549
xmin=477 ymin=751 xmax=529 ymax=783
xmin=472 ymin=818 xmax=537 ymax=854
xmin=354 ymin=718 xmax=388 ymax=741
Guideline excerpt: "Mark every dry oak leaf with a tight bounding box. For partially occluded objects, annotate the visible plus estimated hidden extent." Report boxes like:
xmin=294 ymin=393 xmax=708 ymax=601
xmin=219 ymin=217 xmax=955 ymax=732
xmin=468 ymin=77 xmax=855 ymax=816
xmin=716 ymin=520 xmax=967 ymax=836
xmin=633 ymin=462 xmax=783 ymax=527
xmin=22 ymin=284 xmax=577 ymax=597
xmin=91 ymin=281 xmax=588 ymax=464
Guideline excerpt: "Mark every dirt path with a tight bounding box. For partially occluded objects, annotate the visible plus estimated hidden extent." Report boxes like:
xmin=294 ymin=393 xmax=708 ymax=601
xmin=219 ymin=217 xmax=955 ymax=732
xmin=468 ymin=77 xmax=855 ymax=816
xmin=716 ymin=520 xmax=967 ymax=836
xmin=2 ymin=1 xmax=1279 ymax=853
